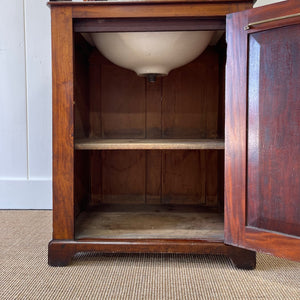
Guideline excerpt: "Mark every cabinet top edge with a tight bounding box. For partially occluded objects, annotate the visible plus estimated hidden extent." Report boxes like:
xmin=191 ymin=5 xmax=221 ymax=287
xmin=48 ymin=0 xmax=254 ymax=7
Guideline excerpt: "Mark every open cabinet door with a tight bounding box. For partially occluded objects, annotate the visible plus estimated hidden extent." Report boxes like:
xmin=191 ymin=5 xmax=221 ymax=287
xmin=225 ymin=0 xmax=300 ymax=262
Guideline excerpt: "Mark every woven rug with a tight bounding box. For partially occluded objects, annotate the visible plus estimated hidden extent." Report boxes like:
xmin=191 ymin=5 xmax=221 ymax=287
xmin=0 ymin=210 xmax=299 ymax=300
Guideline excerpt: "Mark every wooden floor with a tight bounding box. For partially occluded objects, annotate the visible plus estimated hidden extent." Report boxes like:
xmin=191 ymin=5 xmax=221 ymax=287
xmin=75 ymin=205 xmax=224 ymax=240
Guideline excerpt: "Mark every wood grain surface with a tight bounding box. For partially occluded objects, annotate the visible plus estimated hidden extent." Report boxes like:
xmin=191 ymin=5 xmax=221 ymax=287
xmin=84 ymin=46 xmax=225 ymax=208
xmin=75 ymin=205 xmax=224 ymax=240
xmin=75 ymin=138 xmax=225 ymax=150
xmin=51 ymin=6 xmax=74 ymax=240
xmin=225 ymin=0 xmax=300 ymax=262
xmin=49 ymin=0 xmax=260 ymax=267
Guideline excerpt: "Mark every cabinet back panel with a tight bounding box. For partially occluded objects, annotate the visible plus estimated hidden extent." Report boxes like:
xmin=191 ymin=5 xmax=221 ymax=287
xmin=89 ymin=150 xmax=222 ymax=207
xmin=102 ymin=150 xmax=146 ymax=204
xmin=75 ymin=41 xmax=224 ymax=209
xmin=162 ymin=49 xmax=219 ymax=138
xmin=101 ymin=64 xmax=146 ymax=138
xmin=88 ymin=47 xmax=222 ymax=140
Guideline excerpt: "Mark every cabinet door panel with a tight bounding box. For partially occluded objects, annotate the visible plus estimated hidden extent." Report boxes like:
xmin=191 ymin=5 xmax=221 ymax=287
xmin=225 ymin=0 xmax=300 ymax=261
xmin=247 ymin=25 xmax=300 ymax=237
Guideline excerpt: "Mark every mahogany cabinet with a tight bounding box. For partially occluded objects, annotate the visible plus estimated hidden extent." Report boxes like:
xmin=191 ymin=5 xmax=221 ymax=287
xmin=48 ymin=0 xmax=300 ymax=267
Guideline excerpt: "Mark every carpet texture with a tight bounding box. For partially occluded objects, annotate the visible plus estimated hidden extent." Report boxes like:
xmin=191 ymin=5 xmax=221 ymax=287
xmin=0 ymin=210 xmax=299 ymax=300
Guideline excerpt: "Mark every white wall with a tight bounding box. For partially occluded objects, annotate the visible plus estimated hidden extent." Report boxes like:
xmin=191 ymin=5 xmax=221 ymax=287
xmin=0 ymin=0 xmax=52 ymax=209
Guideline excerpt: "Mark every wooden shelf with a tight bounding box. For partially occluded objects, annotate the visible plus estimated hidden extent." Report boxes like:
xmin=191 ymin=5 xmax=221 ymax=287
xmin=75 ymin=205 xmax=224 ymax=241
xmin=75 ymin=138 xmax=224 ymax=150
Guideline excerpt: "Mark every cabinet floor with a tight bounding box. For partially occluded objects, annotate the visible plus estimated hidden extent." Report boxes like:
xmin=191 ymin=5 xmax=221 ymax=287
xmin=75 ymin=205 xmax=224 ymax=240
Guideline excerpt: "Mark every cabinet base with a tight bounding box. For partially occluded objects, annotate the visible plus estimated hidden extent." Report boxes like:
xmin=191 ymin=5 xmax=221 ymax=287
xmin=48 ymin=239 xmax=256 ymax=269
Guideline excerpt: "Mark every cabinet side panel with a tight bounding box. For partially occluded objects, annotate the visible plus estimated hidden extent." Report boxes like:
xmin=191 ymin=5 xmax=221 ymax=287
xmin=89 ymin=50 xmax=102 ymax=138
xmin=51 ymin=7 xmax=74 ymax=240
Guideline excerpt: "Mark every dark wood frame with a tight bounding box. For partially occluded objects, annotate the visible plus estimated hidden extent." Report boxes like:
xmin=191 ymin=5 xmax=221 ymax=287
xmin=225 ymin=0 xmax=300 ymax=262
xmin=48 ymin=0 xmax=257 ymax=268
xmin=74 ymin=17 xmax=227 ymax=32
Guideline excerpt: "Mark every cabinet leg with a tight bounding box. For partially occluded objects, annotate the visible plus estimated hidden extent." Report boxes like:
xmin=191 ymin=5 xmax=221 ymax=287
xmin=228 ymin=247 xmax=256 ymax=270
xmin=48 ymin=240 xmax=76 ymax=267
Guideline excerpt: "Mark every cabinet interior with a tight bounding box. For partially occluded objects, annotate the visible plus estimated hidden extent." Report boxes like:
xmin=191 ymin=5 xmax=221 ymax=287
xmin=73 ymin=31 xmax=226 ymax=241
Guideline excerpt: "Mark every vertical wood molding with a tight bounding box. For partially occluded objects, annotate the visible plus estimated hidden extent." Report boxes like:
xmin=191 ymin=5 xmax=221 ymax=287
xmin=224 ymin=10 xmax=248 ymax=245
xmin=51 ymin=6 xmax=74 ymax=239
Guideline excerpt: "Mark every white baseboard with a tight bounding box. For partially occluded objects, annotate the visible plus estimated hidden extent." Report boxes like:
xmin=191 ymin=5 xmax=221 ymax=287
xmin=0 ymin=179 xmax=52 ymax=209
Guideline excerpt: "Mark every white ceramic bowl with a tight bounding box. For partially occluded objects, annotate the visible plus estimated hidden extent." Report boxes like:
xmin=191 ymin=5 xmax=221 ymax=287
xmin=91 ymin=31 xmax=214 ymax=76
